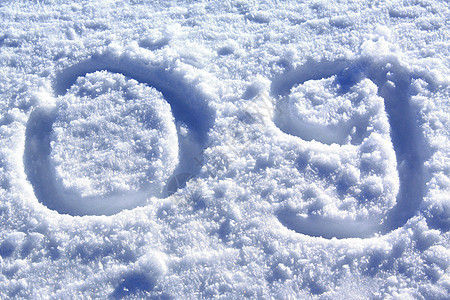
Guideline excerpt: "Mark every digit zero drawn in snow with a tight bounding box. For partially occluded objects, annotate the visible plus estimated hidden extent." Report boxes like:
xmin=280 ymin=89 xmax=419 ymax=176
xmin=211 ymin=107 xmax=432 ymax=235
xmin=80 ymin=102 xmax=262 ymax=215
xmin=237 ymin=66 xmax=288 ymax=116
xmin=24 ymin=49 xmax=215 ymax=215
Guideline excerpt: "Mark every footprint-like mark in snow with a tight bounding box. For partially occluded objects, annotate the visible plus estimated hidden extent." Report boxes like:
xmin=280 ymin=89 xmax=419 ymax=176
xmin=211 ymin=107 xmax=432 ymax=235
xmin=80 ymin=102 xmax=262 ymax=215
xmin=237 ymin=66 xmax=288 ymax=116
xmin=272 ymin=58 xmax=429 ymax=238
xmin=24 ymin=51 xmax=214 ymax=216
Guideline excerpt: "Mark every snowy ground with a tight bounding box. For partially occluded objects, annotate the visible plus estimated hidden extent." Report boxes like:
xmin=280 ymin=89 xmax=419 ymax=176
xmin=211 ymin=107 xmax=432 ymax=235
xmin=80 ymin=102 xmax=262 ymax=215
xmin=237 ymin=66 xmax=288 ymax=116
xmin=0 ymin=0 xmax=449 ymax=298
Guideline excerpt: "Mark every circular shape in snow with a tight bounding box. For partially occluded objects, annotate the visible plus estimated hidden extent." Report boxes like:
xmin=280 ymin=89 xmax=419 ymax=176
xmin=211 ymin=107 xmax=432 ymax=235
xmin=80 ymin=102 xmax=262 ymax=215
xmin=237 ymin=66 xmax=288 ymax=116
xmin=49 ymin=71 xmax=178 ymax=211
xmin=277 ymin=76 xmax=386 ymax=146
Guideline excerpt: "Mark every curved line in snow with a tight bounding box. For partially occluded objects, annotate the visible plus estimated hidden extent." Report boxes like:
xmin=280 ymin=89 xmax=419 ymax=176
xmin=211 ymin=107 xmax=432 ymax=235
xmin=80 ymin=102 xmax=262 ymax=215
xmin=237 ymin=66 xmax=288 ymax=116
xmin=272 ymin=58 xmax=429 ymax=239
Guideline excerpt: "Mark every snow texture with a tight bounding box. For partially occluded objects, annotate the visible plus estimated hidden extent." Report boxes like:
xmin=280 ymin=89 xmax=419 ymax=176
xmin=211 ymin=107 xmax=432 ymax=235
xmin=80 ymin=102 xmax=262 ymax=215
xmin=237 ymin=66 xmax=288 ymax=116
xmin=0 ymin=0 xmax=449 ymax=298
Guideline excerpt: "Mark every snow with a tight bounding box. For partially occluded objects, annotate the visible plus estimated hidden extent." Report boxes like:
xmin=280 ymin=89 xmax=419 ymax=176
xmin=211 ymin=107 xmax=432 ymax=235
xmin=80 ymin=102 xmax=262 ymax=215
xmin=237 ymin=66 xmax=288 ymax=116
xmin=43 ymin=70 xmax=178 ymax=215
xmin=0 ymin=0 xmax=449 ymax=298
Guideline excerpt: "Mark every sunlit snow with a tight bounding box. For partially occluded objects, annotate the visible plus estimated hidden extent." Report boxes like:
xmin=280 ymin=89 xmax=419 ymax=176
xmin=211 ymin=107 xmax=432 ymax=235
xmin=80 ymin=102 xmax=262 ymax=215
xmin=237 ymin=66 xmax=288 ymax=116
xmin=0 ymin=1 xmax=448 ymax=298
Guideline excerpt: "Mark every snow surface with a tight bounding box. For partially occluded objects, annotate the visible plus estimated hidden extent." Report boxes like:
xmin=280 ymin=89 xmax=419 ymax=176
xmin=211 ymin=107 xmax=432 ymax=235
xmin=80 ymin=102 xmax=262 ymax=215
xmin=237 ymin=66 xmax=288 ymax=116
xmin=0 ymin=0 xmax=449 ymax=298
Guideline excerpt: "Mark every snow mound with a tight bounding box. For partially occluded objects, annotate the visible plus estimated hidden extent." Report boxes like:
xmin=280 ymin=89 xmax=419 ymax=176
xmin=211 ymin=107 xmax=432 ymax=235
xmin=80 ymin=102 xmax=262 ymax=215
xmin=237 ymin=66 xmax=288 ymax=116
xmin=273 ymin=75 xmax=399 ymax=232
xmin=26 ymin=71 xmax=179 ymax=216
xmin=277 ymin=77 xmax=388 ymax=146
xmin=52 ymin=71 xmax=177 ymax=198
